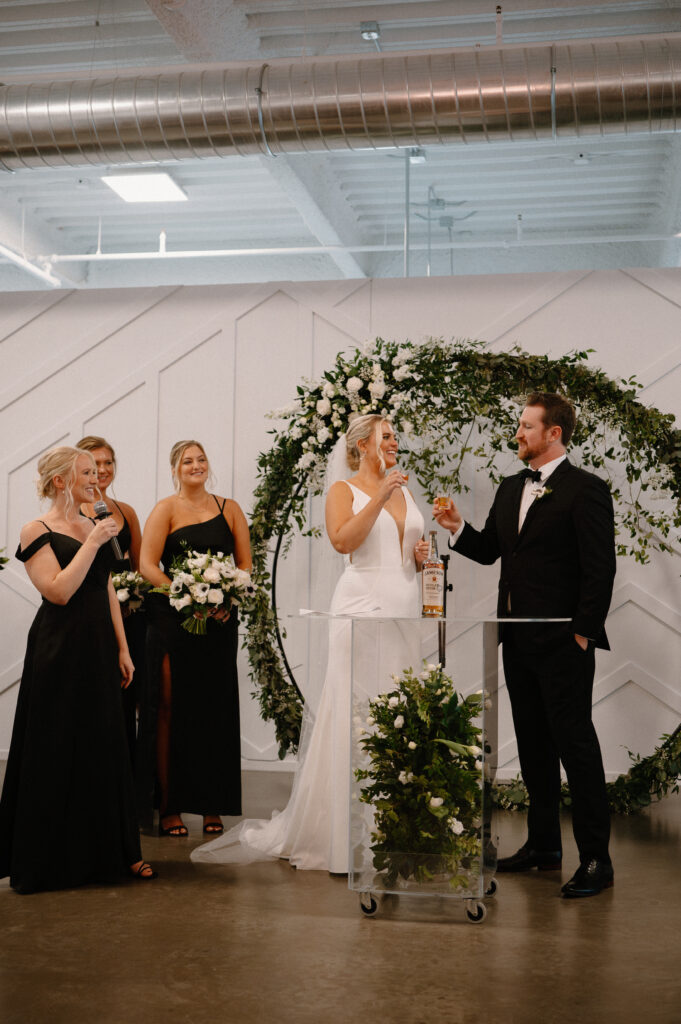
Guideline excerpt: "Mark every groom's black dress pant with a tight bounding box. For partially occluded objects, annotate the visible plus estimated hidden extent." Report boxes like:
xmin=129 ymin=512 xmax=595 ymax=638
xmin=502 ymin=625 xmax=611 ymax=864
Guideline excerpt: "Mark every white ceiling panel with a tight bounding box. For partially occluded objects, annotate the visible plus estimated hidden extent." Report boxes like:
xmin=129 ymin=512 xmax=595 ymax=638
xmin=0 ymin=0 xmax=680 ymax=288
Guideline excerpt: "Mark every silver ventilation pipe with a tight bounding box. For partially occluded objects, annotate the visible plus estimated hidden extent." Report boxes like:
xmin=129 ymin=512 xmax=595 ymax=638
xmin=0 ymin=37 xmax=680 ymax=170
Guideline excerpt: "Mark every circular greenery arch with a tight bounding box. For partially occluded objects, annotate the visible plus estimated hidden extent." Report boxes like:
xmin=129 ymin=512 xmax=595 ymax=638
xmin=243 ymin=338 xmax=681 ymax=813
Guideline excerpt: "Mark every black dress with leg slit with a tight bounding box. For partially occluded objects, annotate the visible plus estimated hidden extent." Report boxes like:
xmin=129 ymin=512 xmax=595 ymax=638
xmin=135 ymin=497 xmax=242 ymax=829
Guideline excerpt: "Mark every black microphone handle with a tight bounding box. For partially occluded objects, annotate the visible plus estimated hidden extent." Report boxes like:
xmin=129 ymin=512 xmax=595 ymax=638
xmin=92 ymin=500 xmax=123 ymax=561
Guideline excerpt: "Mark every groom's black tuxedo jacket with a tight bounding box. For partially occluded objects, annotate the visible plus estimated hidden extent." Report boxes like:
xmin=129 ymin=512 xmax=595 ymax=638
xmin=453 ymin=459 xmax=616 ymax=650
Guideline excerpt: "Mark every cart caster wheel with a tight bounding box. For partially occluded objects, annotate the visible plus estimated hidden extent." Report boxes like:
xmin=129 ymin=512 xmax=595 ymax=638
xmin=465 ymin=901 xmax=487 ymax=924
xmin=359 ymin=894 xmax=378 ymax=916
xmin=485 ymin=878 xmax=497 ymax=897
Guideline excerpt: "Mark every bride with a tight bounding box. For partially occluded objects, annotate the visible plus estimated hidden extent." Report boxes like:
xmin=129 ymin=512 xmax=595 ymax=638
xmin=191 ymin=414 xmax=427 ymax=873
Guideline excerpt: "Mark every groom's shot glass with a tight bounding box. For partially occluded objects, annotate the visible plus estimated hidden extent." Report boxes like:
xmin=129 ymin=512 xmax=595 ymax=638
xmin=435 ymin=495 xmax=450 ymax=511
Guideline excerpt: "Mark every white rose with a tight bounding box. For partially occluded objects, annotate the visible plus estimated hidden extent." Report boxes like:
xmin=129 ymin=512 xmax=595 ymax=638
xmin=394 ymin=715 xmax=404 ymax=729
xmin=170 ymin=593 xmax=192 ymax=611
xmin=317 ymin=426 xmax=331 ymax=444
xmin=388 ymin=696 xmax=400 ymax=708
xmin=346 ymin=376 xmax=363 ymax=394
xmin=408 ymin=741 xmax=417 ymax=750
xmin=322 ymin=382 xmax=335 ymax=398
xmin=207 ymin=588 xmax=224 ymax=605
xmin=116 ymin=589 xmax=129 ymax=603
xmin=316 ymin=397 xmax=332 ymax=417
xmin=429 ymin=796 xmax=444 ymax=808
xmin=368 ymin=379 xmax=386 ymax=399
xmin=449 ymin=818 xmax=464 ymax=835
xmin=202 ymin=566 xmax=221 ymax=583
xmin=393 ymin=365 xmax=412 ymax=382
xmin=468 ymin=745 xmax=482 ymax=757
xmin=366 ymin=716 xmax=375 ymax=726
xmin=192 ymin=553 xmax=209 ymax=569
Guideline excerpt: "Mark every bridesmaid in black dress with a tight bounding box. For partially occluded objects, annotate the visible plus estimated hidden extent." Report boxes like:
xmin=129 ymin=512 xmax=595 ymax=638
xmin=76 ymin=435 xmax=144 ymax=760
xmin=0 ymin=446 xmax=155 ymax=893
xmin=138 ymin=440 xmax=251 ymax=837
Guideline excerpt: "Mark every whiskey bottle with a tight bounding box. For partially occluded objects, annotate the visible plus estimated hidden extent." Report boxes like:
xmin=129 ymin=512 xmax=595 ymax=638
xmin=421 ymin=531 xmax=445 ymax=618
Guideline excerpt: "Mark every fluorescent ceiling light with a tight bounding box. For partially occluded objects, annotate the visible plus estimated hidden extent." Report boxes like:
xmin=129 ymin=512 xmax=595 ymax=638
xmin=101 ymin=173 xmax=187 ymax=203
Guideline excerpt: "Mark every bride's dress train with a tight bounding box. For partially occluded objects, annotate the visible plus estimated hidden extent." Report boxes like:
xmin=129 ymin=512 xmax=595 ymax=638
xmin=191 ymin=482 xmax=425 ymax=873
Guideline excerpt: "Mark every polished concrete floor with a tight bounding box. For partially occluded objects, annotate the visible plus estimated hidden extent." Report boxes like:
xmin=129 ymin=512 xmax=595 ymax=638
xmin=1 ymin=770 xmax=680 ymax=1024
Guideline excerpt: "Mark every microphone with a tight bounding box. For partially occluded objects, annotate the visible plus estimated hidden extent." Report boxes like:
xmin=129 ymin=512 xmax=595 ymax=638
xmin=93 ymin=499 xmax=124 ymax=561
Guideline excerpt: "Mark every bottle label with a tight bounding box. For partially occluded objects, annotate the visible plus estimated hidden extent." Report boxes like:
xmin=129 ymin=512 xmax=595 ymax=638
xmin=422 ymin=566 xmax=444 ymax=614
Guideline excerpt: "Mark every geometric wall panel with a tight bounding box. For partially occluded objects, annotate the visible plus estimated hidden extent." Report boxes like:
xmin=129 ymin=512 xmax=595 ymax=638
xmin=2 ymin=270 xmax=680 ymax=780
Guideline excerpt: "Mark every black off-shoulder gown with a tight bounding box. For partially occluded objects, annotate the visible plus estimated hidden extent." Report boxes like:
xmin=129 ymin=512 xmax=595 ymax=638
xmin=0 ymin=530 xmax=142 ymax=893
xmin=136 ymin=500 xmax=242 ymax=828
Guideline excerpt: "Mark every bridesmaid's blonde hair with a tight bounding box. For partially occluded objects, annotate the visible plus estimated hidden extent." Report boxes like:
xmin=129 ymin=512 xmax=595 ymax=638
xmin=76 ymin=435 xmax=117 ymax=479
xmin=169 ymin=440 xmax=215 ymax=493
xmin=37 ymin=446 xmax=95 ymax=516
xmin=345 ymin=415 xmax=388 ymax=472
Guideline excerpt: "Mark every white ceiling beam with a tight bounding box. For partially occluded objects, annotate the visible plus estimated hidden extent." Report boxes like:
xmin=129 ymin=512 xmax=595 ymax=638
xmin=0 ymin=194 xmax=83 ymax=286
xmin=258 ymin=154 xmax=367 ymax=279
xmin=144 ymin=0 xmax=261 ymax=61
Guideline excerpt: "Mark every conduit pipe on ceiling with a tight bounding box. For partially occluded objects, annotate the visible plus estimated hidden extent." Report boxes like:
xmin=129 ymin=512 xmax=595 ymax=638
xmin=0 ymin=38 xmax=680 ymax=169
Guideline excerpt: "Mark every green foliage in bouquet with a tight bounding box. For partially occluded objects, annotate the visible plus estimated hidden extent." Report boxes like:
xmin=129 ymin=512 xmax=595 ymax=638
xmin=0 ymin=548 xmax=8 ymax=570
xmin=355 ymin=664 xmax=484 ymax=890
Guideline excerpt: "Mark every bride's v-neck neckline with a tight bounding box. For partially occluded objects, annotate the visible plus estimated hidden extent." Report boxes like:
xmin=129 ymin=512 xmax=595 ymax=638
xmin=346 ymin=481 xmax=407 ymax=559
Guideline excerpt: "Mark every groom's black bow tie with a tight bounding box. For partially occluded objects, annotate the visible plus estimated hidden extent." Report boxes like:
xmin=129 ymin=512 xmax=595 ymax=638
xmin=521 ymin=468 xmax=542 ymax=483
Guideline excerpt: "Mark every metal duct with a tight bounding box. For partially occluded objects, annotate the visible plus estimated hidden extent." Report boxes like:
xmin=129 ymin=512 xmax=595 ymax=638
xmin=0 ymin=38 xmax=680 ymax=170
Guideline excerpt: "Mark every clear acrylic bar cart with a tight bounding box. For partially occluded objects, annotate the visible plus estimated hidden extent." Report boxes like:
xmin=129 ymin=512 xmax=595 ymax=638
xmin=347 ymin=615 xmax=500 ymax=925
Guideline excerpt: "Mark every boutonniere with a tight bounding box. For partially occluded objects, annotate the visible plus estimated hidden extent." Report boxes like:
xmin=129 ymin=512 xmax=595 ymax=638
xmin=530 ymin=484 xmax=552 ymax=502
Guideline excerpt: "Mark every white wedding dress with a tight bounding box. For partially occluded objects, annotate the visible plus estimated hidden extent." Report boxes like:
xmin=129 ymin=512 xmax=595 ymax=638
xmin=191 ymin=482 xmax=425 ymax=873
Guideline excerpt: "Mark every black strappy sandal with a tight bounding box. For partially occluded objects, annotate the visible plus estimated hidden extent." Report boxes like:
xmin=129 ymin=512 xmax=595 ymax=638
xmin=158 ymin=818 xmax=189 ymax=837
xmin=130 ymin=861 xmax=158 ymax=881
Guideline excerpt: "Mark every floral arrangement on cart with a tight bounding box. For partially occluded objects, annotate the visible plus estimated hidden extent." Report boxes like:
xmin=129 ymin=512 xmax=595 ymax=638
xmin=356 ymin=663 xmax=486 ymax=890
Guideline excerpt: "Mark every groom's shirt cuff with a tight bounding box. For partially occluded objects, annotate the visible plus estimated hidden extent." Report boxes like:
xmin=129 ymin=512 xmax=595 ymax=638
xmin=447 ymin=521 xmax=466 ymax=548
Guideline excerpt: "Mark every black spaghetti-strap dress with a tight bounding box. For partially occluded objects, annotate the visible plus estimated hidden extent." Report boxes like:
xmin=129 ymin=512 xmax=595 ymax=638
xmin=136 ymin=497 xmax=242 ymax=828
xmin=0 ymin=529 xmax=142 ymax=894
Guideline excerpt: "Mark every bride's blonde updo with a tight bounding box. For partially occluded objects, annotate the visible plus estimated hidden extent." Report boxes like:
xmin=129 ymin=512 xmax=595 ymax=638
xmin=345 ymin=414 xmax=388 ymax=472
xmin=37 ymin=446 xmax=94 ymax=515
xmin=169 ymin=439 xmax=215 ymax=493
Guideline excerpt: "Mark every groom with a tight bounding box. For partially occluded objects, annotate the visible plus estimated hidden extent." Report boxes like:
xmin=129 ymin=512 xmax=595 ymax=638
xmin=434 ymin=392 xmax=616 ymax=898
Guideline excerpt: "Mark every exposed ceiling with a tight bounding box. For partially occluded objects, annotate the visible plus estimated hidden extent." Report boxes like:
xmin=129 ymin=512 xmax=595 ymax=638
xmin=1 ymin=0 xmax=681 ymax=290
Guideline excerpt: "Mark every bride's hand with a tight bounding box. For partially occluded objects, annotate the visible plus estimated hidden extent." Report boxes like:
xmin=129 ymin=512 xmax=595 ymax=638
xmin=414 ymin=538 xmax=430 ymax=570
xmin=378 ymin=469 xmax=408 ymax=505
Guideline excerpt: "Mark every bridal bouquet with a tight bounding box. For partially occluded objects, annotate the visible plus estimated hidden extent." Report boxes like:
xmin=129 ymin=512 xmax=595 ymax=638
xmin=157 ymin=548 xmax=256 ymax=636
xmin=356 ymin=663 xmax=484 ymax=889
xmin=111 ymin=569 xmax=151 ymax=614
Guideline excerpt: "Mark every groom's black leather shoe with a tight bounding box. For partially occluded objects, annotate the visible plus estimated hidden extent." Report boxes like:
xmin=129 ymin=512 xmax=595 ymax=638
xmin=496 ymin=844 xmax=562 ymax=873
xmin=561 ymin=858 xmax=614 ymax=898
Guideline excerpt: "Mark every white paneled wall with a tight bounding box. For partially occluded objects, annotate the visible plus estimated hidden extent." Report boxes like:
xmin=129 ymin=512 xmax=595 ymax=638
xmin=1 ymin=270 xmax=680 ymax=779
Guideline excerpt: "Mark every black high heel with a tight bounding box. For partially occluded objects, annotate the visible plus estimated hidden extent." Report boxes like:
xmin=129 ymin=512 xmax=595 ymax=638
xmin=130 ymin=861 xmax=158 ymax=881
xmin=158 ymin=817 xmax=189 ymax=837
xmin=202 ymin=816 xmax=224 ymax=835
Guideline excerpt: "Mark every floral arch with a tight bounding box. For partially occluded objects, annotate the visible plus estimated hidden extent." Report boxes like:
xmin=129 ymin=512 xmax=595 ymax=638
xmin=244 ymin=338 xmax=681 ymax=813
